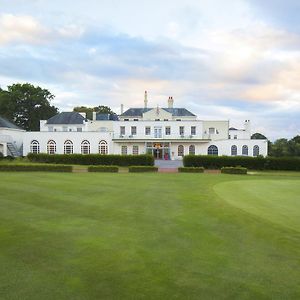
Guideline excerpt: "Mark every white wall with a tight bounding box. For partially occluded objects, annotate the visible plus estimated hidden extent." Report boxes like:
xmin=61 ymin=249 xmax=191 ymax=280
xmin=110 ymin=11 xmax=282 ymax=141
xmin=0 ymin=128 xmax=25 ymax=155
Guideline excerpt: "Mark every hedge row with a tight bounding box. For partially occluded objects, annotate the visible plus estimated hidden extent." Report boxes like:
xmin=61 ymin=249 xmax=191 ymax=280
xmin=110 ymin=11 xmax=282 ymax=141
xmin=88 ymin=165 xmax=119 ymax=172
xmin=27 ymin=153 xmax=154 ymax=166
xmin=183 ymin=155 xmax=300 ymax=171
xmin=178 ymin=167 xmax=204 ymax=173
xmin=0 ymin=164 xmax=73 ymax=172
xmin=221 ymin=167 xmax=247 ymax=175
xmin=128 ymin=166 xmax=158 ymax=172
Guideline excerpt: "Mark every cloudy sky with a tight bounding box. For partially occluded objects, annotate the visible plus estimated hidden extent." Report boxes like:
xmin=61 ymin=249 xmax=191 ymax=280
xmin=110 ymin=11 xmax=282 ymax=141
xmin=0 ymin=0 xmax=300 ymax=140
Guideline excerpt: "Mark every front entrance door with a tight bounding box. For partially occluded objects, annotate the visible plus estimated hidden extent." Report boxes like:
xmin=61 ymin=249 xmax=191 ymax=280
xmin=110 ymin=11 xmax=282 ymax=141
xmin=154 ymin=148 xmax=163 ymax=159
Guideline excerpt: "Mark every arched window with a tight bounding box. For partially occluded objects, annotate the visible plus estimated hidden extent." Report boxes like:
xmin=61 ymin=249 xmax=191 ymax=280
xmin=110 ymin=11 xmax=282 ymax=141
xmin=189 ymin=145 xmax=195 ymax=155
xmin=64 ymin=140 xmax=73 ymax=154
xmin=30 ymin=140 xmax=40 ymax=154
xmin=81 ymin=140 xmax=90 ymax=154
xmin=132 ymin=145 xmax=139 ymax=155
xmin=178 ymin=145 xmax=184 ymax=157
xmin=208 ymin=145 xmax=218 ymax=155
xmin=231 ymin=145 xmax=237 ymax=156
xmin=253 ymin=145 xmax=259 ymax=156
xmin=121 ymin=145 xmax=127 ymax=155
xmin=47 ymin=140 xmax=56 ymax=155
xmin=99 ymin=140 xmax=108 ymax=155
xmin=242 ymin=145 xmax=248 ymax=156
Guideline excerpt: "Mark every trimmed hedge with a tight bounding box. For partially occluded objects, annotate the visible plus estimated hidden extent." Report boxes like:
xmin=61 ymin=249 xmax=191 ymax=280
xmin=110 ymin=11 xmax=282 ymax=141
xmin=221 ymin=167 xmax=247 ymax=175
xmin=178 ymin=167 xmax=204 ymax=173
xmin=88 ymin=165 xmax=119 ymax=172
xmin=128 ymin=166 xmax=158 ymax=173
xmin=27 ymin=153 xmax=154 ymax=166
xmin=0 ymin=164 xmax=72 ymax=172
xmin=183 ymin=155 xmax=300 ymax=171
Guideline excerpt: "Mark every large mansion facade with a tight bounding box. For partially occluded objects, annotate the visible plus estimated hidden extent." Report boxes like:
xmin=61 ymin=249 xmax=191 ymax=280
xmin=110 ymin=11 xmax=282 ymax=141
xmin=0 ymin=92 xmax=268 ymax=159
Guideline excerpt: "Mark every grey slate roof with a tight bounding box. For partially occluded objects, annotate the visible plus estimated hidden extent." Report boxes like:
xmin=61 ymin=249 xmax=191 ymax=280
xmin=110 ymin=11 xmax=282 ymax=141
xmin=47 ymin=112 xmax=85 ymax=124
xmin=0 ymin=116 xmax=22 ymax=130
xmin=121 ymin=108 xmax=195 ymax=117
xmin=96 ymin=113 xmax=119 ymax=121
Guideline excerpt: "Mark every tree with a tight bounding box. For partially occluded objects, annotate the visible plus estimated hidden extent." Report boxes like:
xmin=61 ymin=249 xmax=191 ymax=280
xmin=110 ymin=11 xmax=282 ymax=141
xmin=73 ymin=105 xmax=116 ymax=119
xmin=251 ymin=133 xmax=267 ymax=140
xmin=0 ymin=83 xmax=58 ymax=131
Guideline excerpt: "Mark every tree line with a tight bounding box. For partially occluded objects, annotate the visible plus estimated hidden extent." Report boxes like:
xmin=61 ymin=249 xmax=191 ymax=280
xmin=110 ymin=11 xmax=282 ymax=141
xmin=0 ymin=83 xmax=299 ymax=157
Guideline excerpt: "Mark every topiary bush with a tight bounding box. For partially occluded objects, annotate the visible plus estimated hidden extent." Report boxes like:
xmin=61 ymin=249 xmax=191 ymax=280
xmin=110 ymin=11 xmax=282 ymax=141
xmin=88 ymin=165 xmax=119 ymax=172
xmin=221 ymin=167 xmax=247 ymax=174
xmin=128 ymin=166 xmax=158 ymax=172
xmin=178 ymin=167 xmax=204 ymax=173
xmin=0 ymin=164 xmax=73 ymax=172
xmin=27 ymin=153 xmax=154 ymax=166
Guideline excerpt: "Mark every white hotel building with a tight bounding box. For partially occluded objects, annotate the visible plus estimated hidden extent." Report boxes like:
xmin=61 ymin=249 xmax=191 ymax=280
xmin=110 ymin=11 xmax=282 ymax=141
xmin=1 ymin=92 xmax=268 ymax=159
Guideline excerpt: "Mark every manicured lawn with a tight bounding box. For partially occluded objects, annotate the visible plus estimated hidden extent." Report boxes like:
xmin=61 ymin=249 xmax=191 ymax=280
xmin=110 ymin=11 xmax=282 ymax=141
xmin=0 ymin=172 xmax=299 ymax=299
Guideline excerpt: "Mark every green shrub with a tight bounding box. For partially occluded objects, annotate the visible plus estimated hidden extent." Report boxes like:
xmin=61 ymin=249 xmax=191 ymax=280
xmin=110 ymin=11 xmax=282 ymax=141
xmin=128 ymin=166 xmax=158 ymax=173
xmin=183 ymin=155 xmax=300 ymax=171
xmin=27 ymin=153 xmax=154 ymax=166
xmin=0 ymin=164 xmax=73 ymax=172
xmin=221 ymin=167 xmax=247 ymax=174
xmin=88 ymin=165 xmax=119 ymax=172
xmin=178 ymin=167 xmax=204 ymax=173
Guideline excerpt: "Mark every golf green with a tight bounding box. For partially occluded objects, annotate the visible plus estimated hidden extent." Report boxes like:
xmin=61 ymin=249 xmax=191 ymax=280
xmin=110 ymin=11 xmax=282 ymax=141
xmin=0 ymin=172 xmax=299 ymax=299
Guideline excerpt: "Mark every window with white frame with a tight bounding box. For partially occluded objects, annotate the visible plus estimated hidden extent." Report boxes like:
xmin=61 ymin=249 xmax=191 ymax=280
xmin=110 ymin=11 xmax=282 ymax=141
xmin=145 ymin=127 xmax=151 ymax=135
xmin=120 ymin=126 xmax=125 ymax=135
xmin=47 ymin=140 xmax=56 ymax=154
xmin=165 ymin=126 xmax=171 ymax=135
xmin=178 ymin=145 xmax=184 ymax=156
xmin=77 ymin=127 xmax=82 ymax=132
xmin=231 ymin=145 xmax=237 ymax=156
xmin=179 ymin=126 xmax=184 ymax=135
xmin=208 ymin=145 xmax=218 ymax=155
xmin=191 ymin=126 xmax=196 ymax=135
xmin=99 ymin=140 xmax=108 ymax=155
xmin=189 ymin=145 xmax=195 ymax=155
xmin=131 ymin=126 xmax=137 ymax=135
xmin=242 ymin=145 xmax=248 ymax=156
xmin=81 ymin=140 xmax=90 ymax=154
xmin=64 ymin=140 xmax=73 ymax=154
xmin=30 ymin=140 xmax=40 ymax=154
xmin=132 ymin=145 xmax=139 ymax=155
xmin=253 ymin=145 xmax=259 ymax=156
xmin=209 ymin=127 xmax=215 ymax=134
xmin=121 ymin=145 xmax=127 ymax=155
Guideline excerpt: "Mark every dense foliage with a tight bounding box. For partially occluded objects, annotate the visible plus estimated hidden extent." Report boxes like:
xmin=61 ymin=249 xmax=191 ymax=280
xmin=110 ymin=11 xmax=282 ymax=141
xmin=183 ymin=155 xmax=300 ymax=171
xmin=0 ymin=164 xmax=72 ymax=172
xmin=221 ymin=167 xmax=247 ymax=175
xmin=27 ymin=153 xmax=154 ymax=166
xmin=0 ymin=83 xmax=58 ymax=131
xmin=178 ymin=167 xmax=204 ymax=173
xmin=88 ymin=165 xmax=119 ymax=172
xmin=73 ymin=105 xmax=116 ymax=119
xmin=128 ymin=166 xmax=158 ymax=172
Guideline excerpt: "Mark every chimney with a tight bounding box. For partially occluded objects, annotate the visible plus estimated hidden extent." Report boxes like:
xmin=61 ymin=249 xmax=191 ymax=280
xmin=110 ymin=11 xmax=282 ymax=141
xmin=121 ymin=104 xmax=124 ymax=115
xmin=144 ymin=90 xmax=148 ymax=109
xmin=168 ymin=96 xmax=174 ymax=108
xmin=92 ymin=111 xmax=97 ymax=121
xmin=244 ymin=119 xmax=251 ymax=133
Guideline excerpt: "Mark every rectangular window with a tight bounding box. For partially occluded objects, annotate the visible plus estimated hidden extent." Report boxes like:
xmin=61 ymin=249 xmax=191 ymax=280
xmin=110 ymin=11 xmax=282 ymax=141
xmin=120 ymin=126 xmax=125 ymax=135
xmin=209 ymin=127 xmax=215 ymax=134
xmin=179 ymin=126 xmax=184 ymax=135
xmin=77 ymin=127 xmax=82 ymax=132
xmin=191 ymin=126 xmax=196 ymax=135
xmin=132 ymin=145 xmax=139 ymax=155
xmin=234 ymin=135 xmax=237 ymax=139
xmin=154 ymin=127 xmax=162 ymax=138
xmin=165 ymin=126 xmax=171 ymax=135
xmin=48 ymin=126 xmax=53 ymax=132
xmin=121 ymin=145 xmax=127 ymax=155
xmin=145 ymin=126 xmax=151 ymax=135
xmin=63 ymin=126 xmax=68 ymax=132
xmin=131 ymin=126 xmax=137 ymax=135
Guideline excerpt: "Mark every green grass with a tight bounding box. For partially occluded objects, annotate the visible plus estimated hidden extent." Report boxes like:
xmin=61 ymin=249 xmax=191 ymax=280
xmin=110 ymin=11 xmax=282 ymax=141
xmin=0 ymin=172 xmax=299 ymax=299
